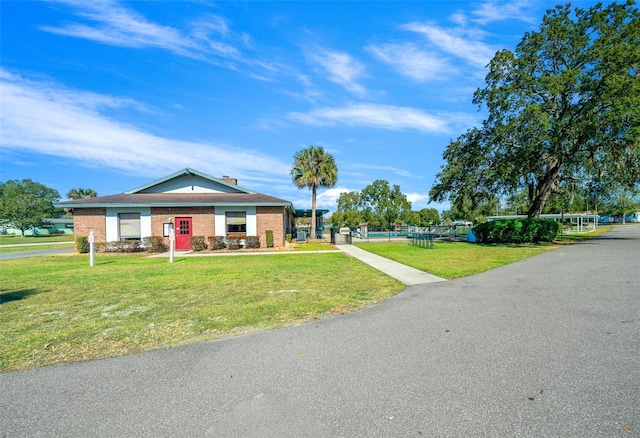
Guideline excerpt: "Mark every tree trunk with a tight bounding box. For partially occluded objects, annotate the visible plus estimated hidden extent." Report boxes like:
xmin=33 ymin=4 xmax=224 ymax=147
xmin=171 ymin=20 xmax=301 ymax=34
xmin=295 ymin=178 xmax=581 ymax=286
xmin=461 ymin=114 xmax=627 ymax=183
xmin=527 ymin=160 xmax=562 ymax=218
xmin=311 ymin=187 xmax=317 ymax=239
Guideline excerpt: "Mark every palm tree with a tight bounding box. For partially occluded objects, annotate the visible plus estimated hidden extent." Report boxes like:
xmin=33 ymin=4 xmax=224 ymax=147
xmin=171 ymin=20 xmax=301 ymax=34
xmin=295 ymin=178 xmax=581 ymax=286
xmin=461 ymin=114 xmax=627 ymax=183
xmin=290 ymin=146 xmax=338 ymax=239
xmin=66 ymin=188 xmax=98 ymax=200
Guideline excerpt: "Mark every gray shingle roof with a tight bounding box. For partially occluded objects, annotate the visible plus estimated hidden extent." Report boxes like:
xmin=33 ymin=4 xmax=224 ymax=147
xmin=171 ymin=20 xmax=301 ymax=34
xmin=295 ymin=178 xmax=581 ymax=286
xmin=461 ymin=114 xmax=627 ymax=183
xmin=55 ymin=192 xmax=292 ymax=208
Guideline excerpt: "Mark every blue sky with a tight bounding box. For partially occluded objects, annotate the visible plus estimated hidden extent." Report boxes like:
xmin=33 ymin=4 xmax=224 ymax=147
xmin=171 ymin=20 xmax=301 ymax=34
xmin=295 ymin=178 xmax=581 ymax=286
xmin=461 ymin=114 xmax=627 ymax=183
xmin=1 ymin=0 xmax=606 ymax=213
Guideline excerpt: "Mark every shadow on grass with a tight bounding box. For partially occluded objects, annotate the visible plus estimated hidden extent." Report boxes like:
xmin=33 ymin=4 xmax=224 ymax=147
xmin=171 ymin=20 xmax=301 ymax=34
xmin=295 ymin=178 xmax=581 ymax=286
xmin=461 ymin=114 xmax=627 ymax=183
xmin=0 ymin=289 xmax=42 ymax=304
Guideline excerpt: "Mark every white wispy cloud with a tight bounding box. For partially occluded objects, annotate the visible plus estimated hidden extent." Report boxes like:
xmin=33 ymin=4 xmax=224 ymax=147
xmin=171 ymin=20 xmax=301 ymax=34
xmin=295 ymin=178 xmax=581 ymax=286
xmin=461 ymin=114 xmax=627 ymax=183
xmin=0 ymin=69 xmax=290 ymax=184
xmin=406 ymin=192 xmax=429 ymax=205
xmin=398 ymin=0 xmax=535 ymax=71
xmin=349 ymin=163 xmax=422 ymax=179
xmin=287 ymin=103 xmax=449 ymax=133
xmin=308 ymin=49 xmax=367 ymax=97
xmin=38 ymin=0 xmax=280 ymax=79
xmin=292 ymin=187 xmax=350 ymax=211
xmin=402 ymin=22 xmax=497 ymax=68
xmin=41 ymin=0 xmax=204 ymax=54
xmin=472 ymin=0 xmax=536 ymax=24
xmin=366 ymin=42 xmax=454 ymax=82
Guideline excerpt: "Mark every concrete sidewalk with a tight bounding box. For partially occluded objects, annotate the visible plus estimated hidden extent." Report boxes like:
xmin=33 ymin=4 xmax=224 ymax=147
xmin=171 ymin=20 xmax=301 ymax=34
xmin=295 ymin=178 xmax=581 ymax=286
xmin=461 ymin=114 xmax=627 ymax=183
xmin=339 ymin=244 xmax=446 ymax=285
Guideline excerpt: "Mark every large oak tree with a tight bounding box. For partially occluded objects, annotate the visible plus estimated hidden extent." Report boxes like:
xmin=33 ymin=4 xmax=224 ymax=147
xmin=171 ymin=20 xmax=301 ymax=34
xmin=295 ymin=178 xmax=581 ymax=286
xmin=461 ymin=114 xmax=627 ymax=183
xmin=430 ymin=1 xmax=640 ymax=218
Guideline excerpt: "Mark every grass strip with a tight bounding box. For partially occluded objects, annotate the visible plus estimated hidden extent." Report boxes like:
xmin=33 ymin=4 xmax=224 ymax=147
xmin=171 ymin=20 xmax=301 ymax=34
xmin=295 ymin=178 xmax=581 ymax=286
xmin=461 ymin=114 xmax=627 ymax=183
xmin=354 ymin=240 xmax=557 ymax=279
xmin=0 ymin=235 xmax=75 ymax=245
xmin=352 ymin=227 xmax=612 ymax=279
xmin=0 ymin=252 xmax=401 ymax=371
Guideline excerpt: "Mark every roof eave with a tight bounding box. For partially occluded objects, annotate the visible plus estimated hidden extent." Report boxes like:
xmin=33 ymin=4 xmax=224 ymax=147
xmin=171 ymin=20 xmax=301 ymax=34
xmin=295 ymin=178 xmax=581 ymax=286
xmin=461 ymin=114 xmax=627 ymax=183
xmin=54 ymin=202 xmax=293 ymax=208
xmin=124 ymin=168 xmax=258 ymax=195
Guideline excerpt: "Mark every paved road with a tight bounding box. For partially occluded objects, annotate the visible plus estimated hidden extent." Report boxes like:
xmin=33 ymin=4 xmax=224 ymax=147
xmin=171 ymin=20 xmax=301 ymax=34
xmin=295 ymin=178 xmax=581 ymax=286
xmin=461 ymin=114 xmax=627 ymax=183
xmin=0 ymin=247 xmax=75 ymax=260
xmin=1 ymin=227 xmax=638 ymax=437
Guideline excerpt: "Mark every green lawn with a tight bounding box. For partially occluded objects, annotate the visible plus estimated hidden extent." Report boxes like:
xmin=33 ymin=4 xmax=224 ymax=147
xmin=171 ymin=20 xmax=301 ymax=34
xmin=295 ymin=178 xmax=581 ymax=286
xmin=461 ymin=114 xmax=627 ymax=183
xmin=0 ymin=252 xmax=402 ymax=372
xmin=0 ymin=235 xmax=74 ymax=245
xmin=354 ymin=240 xmax=558 ymax=279
xmin=352 ymin=227 xmax=613 ymax=279
xmin=1 ymin=229 xmax=611 ymax=372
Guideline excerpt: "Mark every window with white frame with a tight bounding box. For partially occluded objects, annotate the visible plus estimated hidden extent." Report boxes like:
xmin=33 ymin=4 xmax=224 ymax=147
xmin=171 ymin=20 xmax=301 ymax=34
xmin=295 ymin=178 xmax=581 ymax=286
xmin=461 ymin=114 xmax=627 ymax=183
xmin=226 ymin=212 xmax=246 ymax=234
xmin=119 ymin=213 xmax=141 ymax=240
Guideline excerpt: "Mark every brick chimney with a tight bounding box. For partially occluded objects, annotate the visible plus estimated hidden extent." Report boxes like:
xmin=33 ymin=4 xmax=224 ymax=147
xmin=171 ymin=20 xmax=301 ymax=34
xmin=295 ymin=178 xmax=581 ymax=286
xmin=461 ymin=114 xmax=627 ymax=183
xmin=221 ymin=176 xmax=237 ymax=185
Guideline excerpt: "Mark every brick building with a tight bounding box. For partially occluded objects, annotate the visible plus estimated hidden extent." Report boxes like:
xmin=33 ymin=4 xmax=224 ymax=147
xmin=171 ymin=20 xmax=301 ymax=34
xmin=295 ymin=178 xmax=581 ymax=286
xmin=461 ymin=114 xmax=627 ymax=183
xmin=55 ymin=168 xmax=295 ymax=250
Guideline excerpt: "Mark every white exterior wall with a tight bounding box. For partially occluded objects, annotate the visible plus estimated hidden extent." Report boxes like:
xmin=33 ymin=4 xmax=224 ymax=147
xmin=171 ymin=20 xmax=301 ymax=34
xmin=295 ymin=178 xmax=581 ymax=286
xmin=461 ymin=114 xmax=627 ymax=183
xmin=106 ymin=207 xmax=151 ymax=241
xmin=214 ymin=207 xmax=256 ymax=236
xmin=139 ymin=175 xmax=242 ymax=194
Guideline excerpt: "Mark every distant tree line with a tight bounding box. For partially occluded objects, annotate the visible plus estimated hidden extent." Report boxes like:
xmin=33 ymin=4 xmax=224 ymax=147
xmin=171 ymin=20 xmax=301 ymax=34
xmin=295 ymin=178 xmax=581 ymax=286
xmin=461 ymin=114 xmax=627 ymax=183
xmin=0 ymin=180 xmax=97 ymax=236
xmin=330 ymin=180 xmax=440 ymax=229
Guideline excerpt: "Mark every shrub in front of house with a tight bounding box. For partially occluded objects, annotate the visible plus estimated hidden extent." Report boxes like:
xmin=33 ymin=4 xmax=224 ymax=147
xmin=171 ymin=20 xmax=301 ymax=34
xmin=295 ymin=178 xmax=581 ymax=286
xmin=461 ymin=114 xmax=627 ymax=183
xmin=473 ymin=218 xmax=560 ymax=243
xmin=266 ymin=229 xmax=274 ymax=248
xmin=226 ymin=237 xmax=241 ymax=250
xmin=208 ymin=236 xmax=225 ymax=250
xmin=245 ymin=236 xmax=260 ymax=249
xmin=76 ymin=236 xmax=89 ymax=253
xmin=108 ymin=240 xmax=142 ymax=252
xmin=143 ymin=236 xmax=168 ymax=253
xmin=286 ymin=233 xmax=292 ymax=244
xmin=190 ymin=236 xmax=207 ymax=251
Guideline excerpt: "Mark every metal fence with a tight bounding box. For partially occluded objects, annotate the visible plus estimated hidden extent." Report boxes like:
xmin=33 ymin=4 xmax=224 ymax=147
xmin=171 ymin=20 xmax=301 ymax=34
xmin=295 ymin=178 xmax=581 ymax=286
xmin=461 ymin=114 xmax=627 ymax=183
xmin=408 ymin=225 xmax=470 ymax=240
xmin=410 ymin=233 xmax=435 ymax=248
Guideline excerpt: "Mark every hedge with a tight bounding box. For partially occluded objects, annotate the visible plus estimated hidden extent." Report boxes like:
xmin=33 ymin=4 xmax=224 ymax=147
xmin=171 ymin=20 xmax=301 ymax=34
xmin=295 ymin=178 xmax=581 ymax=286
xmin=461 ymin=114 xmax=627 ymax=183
xmin=142 ymin=236 xmax=168 ymax=253
xmin=472 ymin=218 xmax=560 ymax=244
xmin=190 ymin=236 xmax=207 ymax=251
xmin=76 ymin=236 xmax=89 ymax=253
xmin=245 ymin=236 xmax=260 ymax=249
xmin=208 ymin=236 xmax=226 ymax=250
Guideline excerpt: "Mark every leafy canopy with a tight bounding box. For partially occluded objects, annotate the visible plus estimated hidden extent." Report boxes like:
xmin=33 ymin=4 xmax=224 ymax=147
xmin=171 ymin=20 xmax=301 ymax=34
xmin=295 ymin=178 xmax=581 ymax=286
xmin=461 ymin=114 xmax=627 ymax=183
xmin=0 ymin=179 xmax=61 ymax=235
xmin=66 ymin=188 xmax=98 ymax=199
xmin=430 ymin=1 xmax=640 ymax=218
xmin=332 ymin=180 xmax=412 ymax=229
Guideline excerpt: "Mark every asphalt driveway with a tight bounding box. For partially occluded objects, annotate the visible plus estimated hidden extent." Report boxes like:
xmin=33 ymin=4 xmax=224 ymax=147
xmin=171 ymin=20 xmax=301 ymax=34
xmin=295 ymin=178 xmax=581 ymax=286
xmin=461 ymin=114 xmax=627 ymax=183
xmin=0 ymin=247 xmax=75 ymax=260
xmin=1 ymin=226 xmax=638 ymax=437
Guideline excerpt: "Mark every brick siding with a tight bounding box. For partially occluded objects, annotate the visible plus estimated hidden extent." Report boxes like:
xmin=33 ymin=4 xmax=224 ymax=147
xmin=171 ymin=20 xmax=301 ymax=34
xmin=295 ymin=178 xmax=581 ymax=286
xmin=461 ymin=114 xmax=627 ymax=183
xmin=73 ymin=208 xmax=106 ymax=250
xmin=151 ymin=207 xmax=215 ymax=246
xmin=256 ymin=206 xmax=285 ymax=247
xmin=73 ymin=206 xmax=286 ymax=249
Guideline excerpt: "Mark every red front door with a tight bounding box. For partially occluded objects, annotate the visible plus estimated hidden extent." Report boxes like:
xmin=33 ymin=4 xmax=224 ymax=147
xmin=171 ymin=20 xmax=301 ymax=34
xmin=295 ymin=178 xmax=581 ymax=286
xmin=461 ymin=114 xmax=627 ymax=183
xmin=175 ymin=217 xmax=192 ymax=250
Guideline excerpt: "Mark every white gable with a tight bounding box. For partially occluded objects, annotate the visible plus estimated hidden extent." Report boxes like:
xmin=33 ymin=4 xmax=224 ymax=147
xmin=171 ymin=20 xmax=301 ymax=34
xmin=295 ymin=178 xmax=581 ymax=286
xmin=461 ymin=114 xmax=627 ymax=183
xmin=137 ymin=174 xmax=244 ymax=194
xmin=125 ymin=169 xmax=257 ymax=195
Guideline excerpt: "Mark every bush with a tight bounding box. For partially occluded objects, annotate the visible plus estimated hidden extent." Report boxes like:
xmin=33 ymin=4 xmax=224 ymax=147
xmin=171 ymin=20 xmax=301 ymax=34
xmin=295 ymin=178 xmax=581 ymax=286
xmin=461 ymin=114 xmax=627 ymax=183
xmin=286 ymin=233 xmax=292 ymax=244
xmin=76 ymin=236 xmax=89 ymax=253
xmin=226 ymin=237 xmax=241 ymax=250
xmin=473 ymin=218 xmax=560 ymax=244
xmin=266 ymin=229 xmax=274 ymax=248
xmin=100 ymin=240 xmax=142 ymax=252
xmin=142 ymin=236 xmax=168 ymax=253
xmin=190 ymin=235 xmax=207 ymax=251
xmin=245 ymin=236 xmax=260 ymax=249
xmin=207 ymin=236 xmax=225 ymax=250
